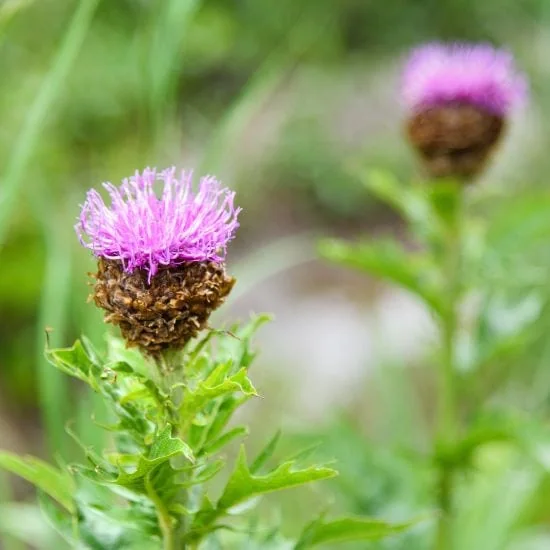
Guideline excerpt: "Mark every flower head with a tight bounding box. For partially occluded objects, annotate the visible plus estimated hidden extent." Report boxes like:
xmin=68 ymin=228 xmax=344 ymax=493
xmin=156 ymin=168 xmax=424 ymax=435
xmin=76 ymin=167 xmax=240 ymax=353
xmin=402 ymin=42 xmax=527 ymax=116
xmin=76 ymin=167 xmax=240 ymax=281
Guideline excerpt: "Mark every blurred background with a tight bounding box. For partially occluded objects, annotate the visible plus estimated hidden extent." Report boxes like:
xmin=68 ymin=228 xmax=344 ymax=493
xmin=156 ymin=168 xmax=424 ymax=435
xmin=2 ymin=0 xmax=550 ymax=548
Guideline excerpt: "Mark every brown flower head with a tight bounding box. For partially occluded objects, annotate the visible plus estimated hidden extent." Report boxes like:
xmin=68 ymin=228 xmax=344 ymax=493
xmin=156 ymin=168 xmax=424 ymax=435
xmin=402 ymin=42 xmax=527 ymax=180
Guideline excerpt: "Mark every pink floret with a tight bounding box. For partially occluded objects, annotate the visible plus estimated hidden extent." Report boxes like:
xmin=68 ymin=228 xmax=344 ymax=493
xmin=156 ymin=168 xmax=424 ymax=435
xmin=76 ymin=167 xmax=241 ymax=281
xmin=402 ymin=42 xmax=527 ymax=115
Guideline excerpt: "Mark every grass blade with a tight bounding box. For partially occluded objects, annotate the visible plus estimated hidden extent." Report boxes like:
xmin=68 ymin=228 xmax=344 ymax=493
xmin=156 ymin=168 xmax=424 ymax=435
xmin=0 ymin=0 xmax=100 ymax=244
xmin=33 ymin=199 xmax=73 ymax=459
xmin=147 ymin=0 xmax=201 ymax=126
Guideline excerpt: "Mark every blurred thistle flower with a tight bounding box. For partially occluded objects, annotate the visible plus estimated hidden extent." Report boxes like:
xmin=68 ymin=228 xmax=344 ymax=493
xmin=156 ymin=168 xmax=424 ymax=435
xmin=402 ymin=42 xmax=527 ymax=180
xmin=76 ymin=167 xmax=240 ymax=354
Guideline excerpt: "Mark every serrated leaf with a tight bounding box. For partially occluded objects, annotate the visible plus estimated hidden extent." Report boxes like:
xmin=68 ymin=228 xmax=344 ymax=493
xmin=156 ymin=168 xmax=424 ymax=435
xmin=319 ymin=238 xmax=445 ymax=316
xmin=218 ymin=446 xmax=337 ymax=511
xmin=295 ymin=515 xmax=416 ymax=548
xmin=45 ymin=339 xmax=100 ymax=390
xmin=114 ymin=426 xmax=193 ymax=491
xmin=186 ymin=448 xmax=337 ymax=544
xmin=0 ymin=452 xmax=75 ymax=513
xmin=180 ymin=366 xmax=257 ymax=428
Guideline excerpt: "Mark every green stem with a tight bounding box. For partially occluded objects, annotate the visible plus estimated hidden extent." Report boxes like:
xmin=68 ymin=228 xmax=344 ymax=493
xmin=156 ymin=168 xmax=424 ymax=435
xmin=145 ymin=472 xmax=175 ymax=550
xmin=156 ymin=349 xmax=190 ymax=548
xmin=435 ymin=314 xmax=458 ymax=550
xmin=434 ymin=187 xmax=463 ymax=550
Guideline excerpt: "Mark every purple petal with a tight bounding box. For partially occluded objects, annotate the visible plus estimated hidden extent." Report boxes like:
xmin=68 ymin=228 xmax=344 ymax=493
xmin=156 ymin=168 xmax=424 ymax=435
xmin=401 ymin=42 xmax=528 ymax=115
xmin=75 ymin=167 xmax=241 ymax=280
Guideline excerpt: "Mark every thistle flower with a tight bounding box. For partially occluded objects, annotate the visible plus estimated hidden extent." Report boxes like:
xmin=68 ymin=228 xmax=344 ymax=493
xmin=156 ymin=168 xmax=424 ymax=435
xmin=402 ymin=42 xmax=527 ymax=180
xmin=76 ymin=167 xmax=240 ymax=353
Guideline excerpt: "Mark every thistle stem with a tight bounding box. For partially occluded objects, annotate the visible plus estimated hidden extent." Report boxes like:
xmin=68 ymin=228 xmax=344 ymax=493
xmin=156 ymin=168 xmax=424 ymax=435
xmin=435 ymin=313 xmax=458 ymax=549
xmin=434 ymin=186 xmax=463 ymax=550
xmin=156 ymin=348 xmax=190 ymax=548
xmin=145 ymin=472 xmax=175 ymax=550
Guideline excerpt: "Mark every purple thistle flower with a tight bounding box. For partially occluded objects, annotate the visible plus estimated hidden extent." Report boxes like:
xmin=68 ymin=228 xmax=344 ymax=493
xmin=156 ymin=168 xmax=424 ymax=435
xmin=76 ymin=167 xmax=241 ymax=281
xmin=401 ymin=42 xmax=527 ymax=116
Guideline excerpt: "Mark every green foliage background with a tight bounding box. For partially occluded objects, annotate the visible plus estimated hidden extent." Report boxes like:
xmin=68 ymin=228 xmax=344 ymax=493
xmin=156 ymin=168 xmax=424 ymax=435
xmin=1 ymin=0 xmax=550 ymax=548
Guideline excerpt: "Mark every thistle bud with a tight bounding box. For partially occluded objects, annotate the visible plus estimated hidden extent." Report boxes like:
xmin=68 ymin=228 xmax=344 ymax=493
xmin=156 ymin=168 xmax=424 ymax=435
xmin=402 ymin=43 xmax=527 ymax=180
xmin=76 ymin=167 xmax=240 ymax=354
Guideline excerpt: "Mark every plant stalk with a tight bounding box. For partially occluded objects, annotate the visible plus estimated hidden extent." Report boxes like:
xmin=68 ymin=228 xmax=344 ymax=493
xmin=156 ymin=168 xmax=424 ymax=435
xmin=157 ymin=349 xmax=190 ymax=549
xmin=435 ymin=313 xmax=458 ymax=549
xmin=145 ymin=472 xmax=175 ymax=550
xmin=434 ymin=186 xmax=463 ymax=550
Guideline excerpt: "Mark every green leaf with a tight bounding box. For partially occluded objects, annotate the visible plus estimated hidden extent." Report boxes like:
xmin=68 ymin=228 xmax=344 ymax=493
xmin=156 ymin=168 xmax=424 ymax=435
xmin=0 ymin=452 xmax=74 ymax=513
xmin=45 ymin=339 xmax=100 ymax=390
xmin=295 ymin=515 xmax=417 ymax=548
xmin=319 ymin=238 xmax=445 ymax=316
xmin=105 ymin=335 xmax=151 ymax=378
xmin=218 ymin=446 xmax=337 ymax=511
xmin=180 ymin=365 xmax=257 ymax=427
xmin=205 ymin=395 xmax=250 ymax=444
xmin=186 ymin=448 xmax=337 ymax=544
xmin=40 ymin=492 xmax=160 ymax=550
xmin=114 ymin=426 xmax=193 ymax=491
xmin=363 ymin=170 xmax=433 ymax=227
xmin=177 ymin=460 xmax=225 ymax=490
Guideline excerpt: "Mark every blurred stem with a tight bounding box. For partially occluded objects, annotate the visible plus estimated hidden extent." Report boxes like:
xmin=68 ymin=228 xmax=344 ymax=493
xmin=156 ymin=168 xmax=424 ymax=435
xmin=435 ymin=314 xmax=457 ymax=549
xmin=435 ymin=186 xmax=463 ymax=550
